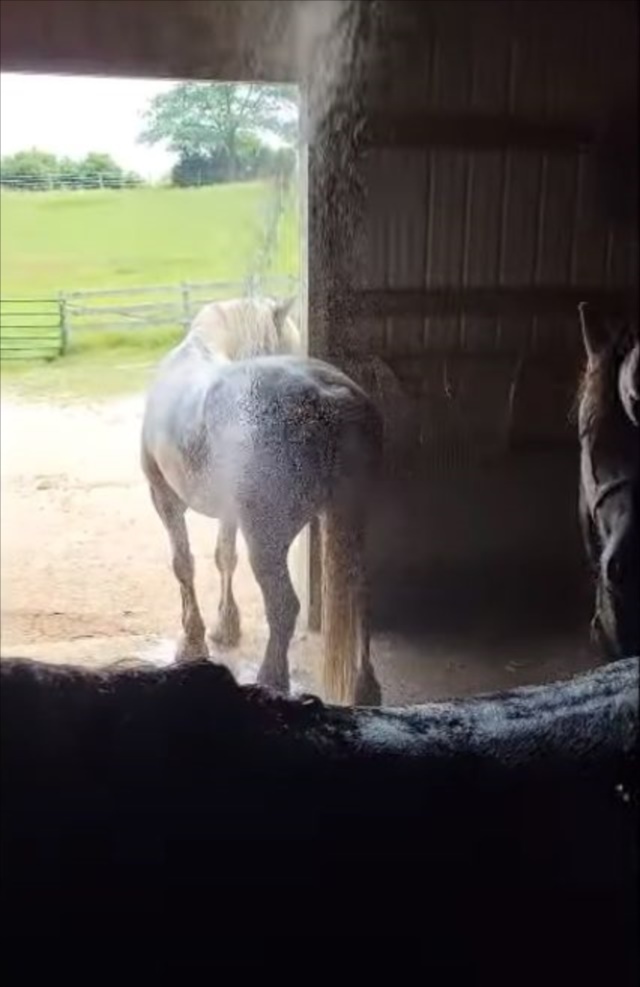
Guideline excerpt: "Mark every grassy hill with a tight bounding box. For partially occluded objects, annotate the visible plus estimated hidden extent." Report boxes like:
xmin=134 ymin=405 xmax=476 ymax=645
xmin=0 ymin=182 xmax=299 ymax=296
xmin=0 ymin=181 xmax=300 ymax=398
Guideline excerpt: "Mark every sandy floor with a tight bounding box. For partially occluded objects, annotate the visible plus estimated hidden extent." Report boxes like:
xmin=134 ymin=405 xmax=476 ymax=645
xmin=0 ymin=394 xmax=599 ymax=705
xmin=0 ymin=394 xmax=321 ymax=693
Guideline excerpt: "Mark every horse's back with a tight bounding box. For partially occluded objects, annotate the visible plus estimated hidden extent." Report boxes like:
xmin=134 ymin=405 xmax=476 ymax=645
xmin=216 ymin=355 xmax=381 ymax=451
xmin=142 ymin=347 xmax=381 ymax=522
xmin=229 ymin=356 xmax=382 ymax=522
xmin=204 ymin=355 xmax=382 ymax=490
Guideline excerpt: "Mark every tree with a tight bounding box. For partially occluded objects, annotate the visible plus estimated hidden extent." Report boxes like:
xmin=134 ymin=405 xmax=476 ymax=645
xmin=0 ymin=149 xmax=60 ymax=189
xmin=140 ymin=82 xmax=298 ymax=183
xmin=171 ymin=152 xmax=226 ymax=188
xmin=0 ymin=149 xmax=142 ymax=190
xmin=76 ymin=152 xmax=141 ymax=189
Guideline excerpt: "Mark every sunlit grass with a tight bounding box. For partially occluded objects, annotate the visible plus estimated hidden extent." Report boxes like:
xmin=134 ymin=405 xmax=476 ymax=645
xmin=1 ymin=181 xmax=300 ymax=399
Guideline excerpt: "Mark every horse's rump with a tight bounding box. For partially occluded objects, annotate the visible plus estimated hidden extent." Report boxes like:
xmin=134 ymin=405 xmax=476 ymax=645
xmin=201 ymin=356 xmax=382 ymax=505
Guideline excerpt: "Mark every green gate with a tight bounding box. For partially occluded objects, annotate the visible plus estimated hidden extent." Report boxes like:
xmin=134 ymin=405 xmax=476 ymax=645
xmin=0 ymin=297 xmax=66 ymax=362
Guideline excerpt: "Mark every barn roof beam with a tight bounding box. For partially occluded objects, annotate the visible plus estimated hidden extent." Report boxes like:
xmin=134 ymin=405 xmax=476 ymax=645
xmin=365 ymin=113 xmax=602 ymax=153
xmin=353 ymin=286 xmax=638 ymax=320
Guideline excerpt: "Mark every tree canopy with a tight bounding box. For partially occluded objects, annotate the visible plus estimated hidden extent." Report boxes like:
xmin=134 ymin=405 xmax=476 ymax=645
xmin=140 ymin=82 xmax=298 ymax=184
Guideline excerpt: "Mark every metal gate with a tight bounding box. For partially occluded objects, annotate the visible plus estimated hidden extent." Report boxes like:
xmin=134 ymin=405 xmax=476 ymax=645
xmin=0 ymin=297 xmax=66 ymax=361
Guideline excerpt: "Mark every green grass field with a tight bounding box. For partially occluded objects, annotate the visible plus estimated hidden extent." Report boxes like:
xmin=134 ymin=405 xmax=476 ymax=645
xmin=0 ymin=182 xmax=300 ymax=399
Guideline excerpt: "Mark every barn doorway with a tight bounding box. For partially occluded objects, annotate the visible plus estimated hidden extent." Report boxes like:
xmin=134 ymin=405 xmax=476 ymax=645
xmin=1 ymin=0 xmax=636 ymax=709
xmin=0 ymin=71 xmax=317 ymax=691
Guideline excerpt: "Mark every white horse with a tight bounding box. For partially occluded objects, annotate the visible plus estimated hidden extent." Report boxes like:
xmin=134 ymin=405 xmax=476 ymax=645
xmin=141 ymin=297 xmax=383 ymax=705
xmin=189 ymin=296 xmax=302 ymax=360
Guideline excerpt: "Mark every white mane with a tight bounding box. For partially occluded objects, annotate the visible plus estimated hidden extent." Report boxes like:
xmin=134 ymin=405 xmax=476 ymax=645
xmin=188 ymin=297 xmax=301 ymax=362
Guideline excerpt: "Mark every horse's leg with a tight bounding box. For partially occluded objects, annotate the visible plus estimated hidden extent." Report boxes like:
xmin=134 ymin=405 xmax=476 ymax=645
xmin=579 ymin=482 xmax=599 ymax=575
xmin=354 ymin=575 xmax=382 ymax=707
xmin=208 ymin=521 xmax=241 ymax=649
xmin=244 ymin=525 xmax=300 ymax=695
xmin=348 ymin=509 xmax=381 ymax=706
xmin=149 ymin=481 xmax=206 ymax=662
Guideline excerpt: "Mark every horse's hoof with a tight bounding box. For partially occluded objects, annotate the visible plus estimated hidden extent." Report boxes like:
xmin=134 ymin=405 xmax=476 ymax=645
xmin=256 ymin=666 xmax=290 ymax=696
xmin=207 ymin=614 xmax=241 ymax=650
xmin=175 ymin=634 xmax=208 ymax=663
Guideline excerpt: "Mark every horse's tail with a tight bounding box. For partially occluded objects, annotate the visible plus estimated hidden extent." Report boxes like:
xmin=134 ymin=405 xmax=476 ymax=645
xmin=320 ymin=404 xmax=382 ymax=706
xmin=320 ymin=496 xmax=365 ymax=705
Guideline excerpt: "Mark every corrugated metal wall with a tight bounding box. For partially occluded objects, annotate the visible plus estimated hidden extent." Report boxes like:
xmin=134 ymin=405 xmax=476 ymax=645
xmin=345 ymin=0 xmax=638 ymax=466
xmin=304 ymin=0 xmax=639 ymax=629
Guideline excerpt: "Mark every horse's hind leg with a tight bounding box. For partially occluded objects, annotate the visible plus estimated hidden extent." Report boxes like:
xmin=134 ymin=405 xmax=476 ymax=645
xmin=354 ymin=580 xmax=382 ymax=707
xmin=149 ymin=479 xmax=207 ymax=662
xmin=244 ymin=524 xmax=300 ymax=695
xmin=208 ymin=521 xmax=241 ymax=649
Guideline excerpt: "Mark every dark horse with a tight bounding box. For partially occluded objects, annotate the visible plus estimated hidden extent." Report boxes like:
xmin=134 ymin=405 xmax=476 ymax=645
xmin=577 ymin=303 xmax=639 ymax=658
xmin=1 ymin=655 xmax=637 ymax=987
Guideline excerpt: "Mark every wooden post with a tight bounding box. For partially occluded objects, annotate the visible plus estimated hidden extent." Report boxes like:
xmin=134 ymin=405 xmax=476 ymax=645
xmin=305 ymin=91 xmax=334 ymax=631
xmin=58 ymin=293 xmax=69 ymax=355
xmin=294 ymin=122 xmax=312 ymax=629
xmin=180 ymin=283 xmax=191 ymax=331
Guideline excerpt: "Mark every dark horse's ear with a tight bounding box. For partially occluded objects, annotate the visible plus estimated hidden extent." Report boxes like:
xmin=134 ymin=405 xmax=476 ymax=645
xmin=272 ymin=297 xmax=296 ymax=332
xmin=579 ymin=302 xmax=610 ymax=363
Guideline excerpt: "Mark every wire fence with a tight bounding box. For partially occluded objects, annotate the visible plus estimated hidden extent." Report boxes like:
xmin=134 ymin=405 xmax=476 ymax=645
xmin=2 ymin=170 xmax=299 ymax=358
xmin=0 ymin=277 xmax=300 ymax=363
xmin=0 ymin=173 xmax=145 ymax=192
xmin=58 ymin=276 xmax=299 ymax=338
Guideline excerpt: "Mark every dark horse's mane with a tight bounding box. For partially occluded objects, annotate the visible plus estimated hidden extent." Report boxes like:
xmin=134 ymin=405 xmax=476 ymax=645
xmin=577 ymin=321 xmax=638 ymax=435
xmin=1 ymin=654 xmax=638 ymax=987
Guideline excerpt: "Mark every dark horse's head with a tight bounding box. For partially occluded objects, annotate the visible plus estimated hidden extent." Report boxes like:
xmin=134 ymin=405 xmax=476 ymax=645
xmin=577 ymin=303 xmax=639 ymax=660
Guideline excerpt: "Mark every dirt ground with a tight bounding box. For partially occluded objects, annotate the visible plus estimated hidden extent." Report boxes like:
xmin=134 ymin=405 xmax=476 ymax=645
xmin=0 ymin=394 xmax=321 ymax=694
xmin=1 ymin=394 xmax=599 ymax=704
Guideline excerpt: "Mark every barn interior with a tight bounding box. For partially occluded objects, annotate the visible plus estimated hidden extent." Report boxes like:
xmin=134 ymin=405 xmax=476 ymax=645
xmin=1 ymin=0 xmax=638 ymax=705
xmin=310 ymin=0 xmax=640 ymax=702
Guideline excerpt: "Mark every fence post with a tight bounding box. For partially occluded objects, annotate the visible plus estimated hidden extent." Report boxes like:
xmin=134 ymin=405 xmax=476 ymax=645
xmin=180 ymin=282 xmax=191 ymax=331
xmin=58 ymin=292 xmax=69 ymax=355
xmin=246 ymin=273 xmax=260 ymax=298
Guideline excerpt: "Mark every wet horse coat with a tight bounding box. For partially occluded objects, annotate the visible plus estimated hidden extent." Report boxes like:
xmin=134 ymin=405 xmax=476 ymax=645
xmin=141 ymin=297 xmax=383 ymax=704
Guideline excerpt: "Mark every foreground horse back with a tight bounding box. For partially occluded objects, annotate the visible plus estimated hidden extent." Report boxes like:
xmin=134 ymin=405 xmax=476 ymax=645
xmin=2 ymin=655 xmax=637 ymax=987
xmin=142 ymin=301 xmax=382 ymax=705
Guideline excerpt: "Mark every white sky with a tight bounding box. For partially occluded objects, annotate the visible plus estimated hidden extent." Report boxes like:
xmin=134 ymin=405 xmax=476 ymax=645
xmin=0 ymin=73 xmax=179 ymax=179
